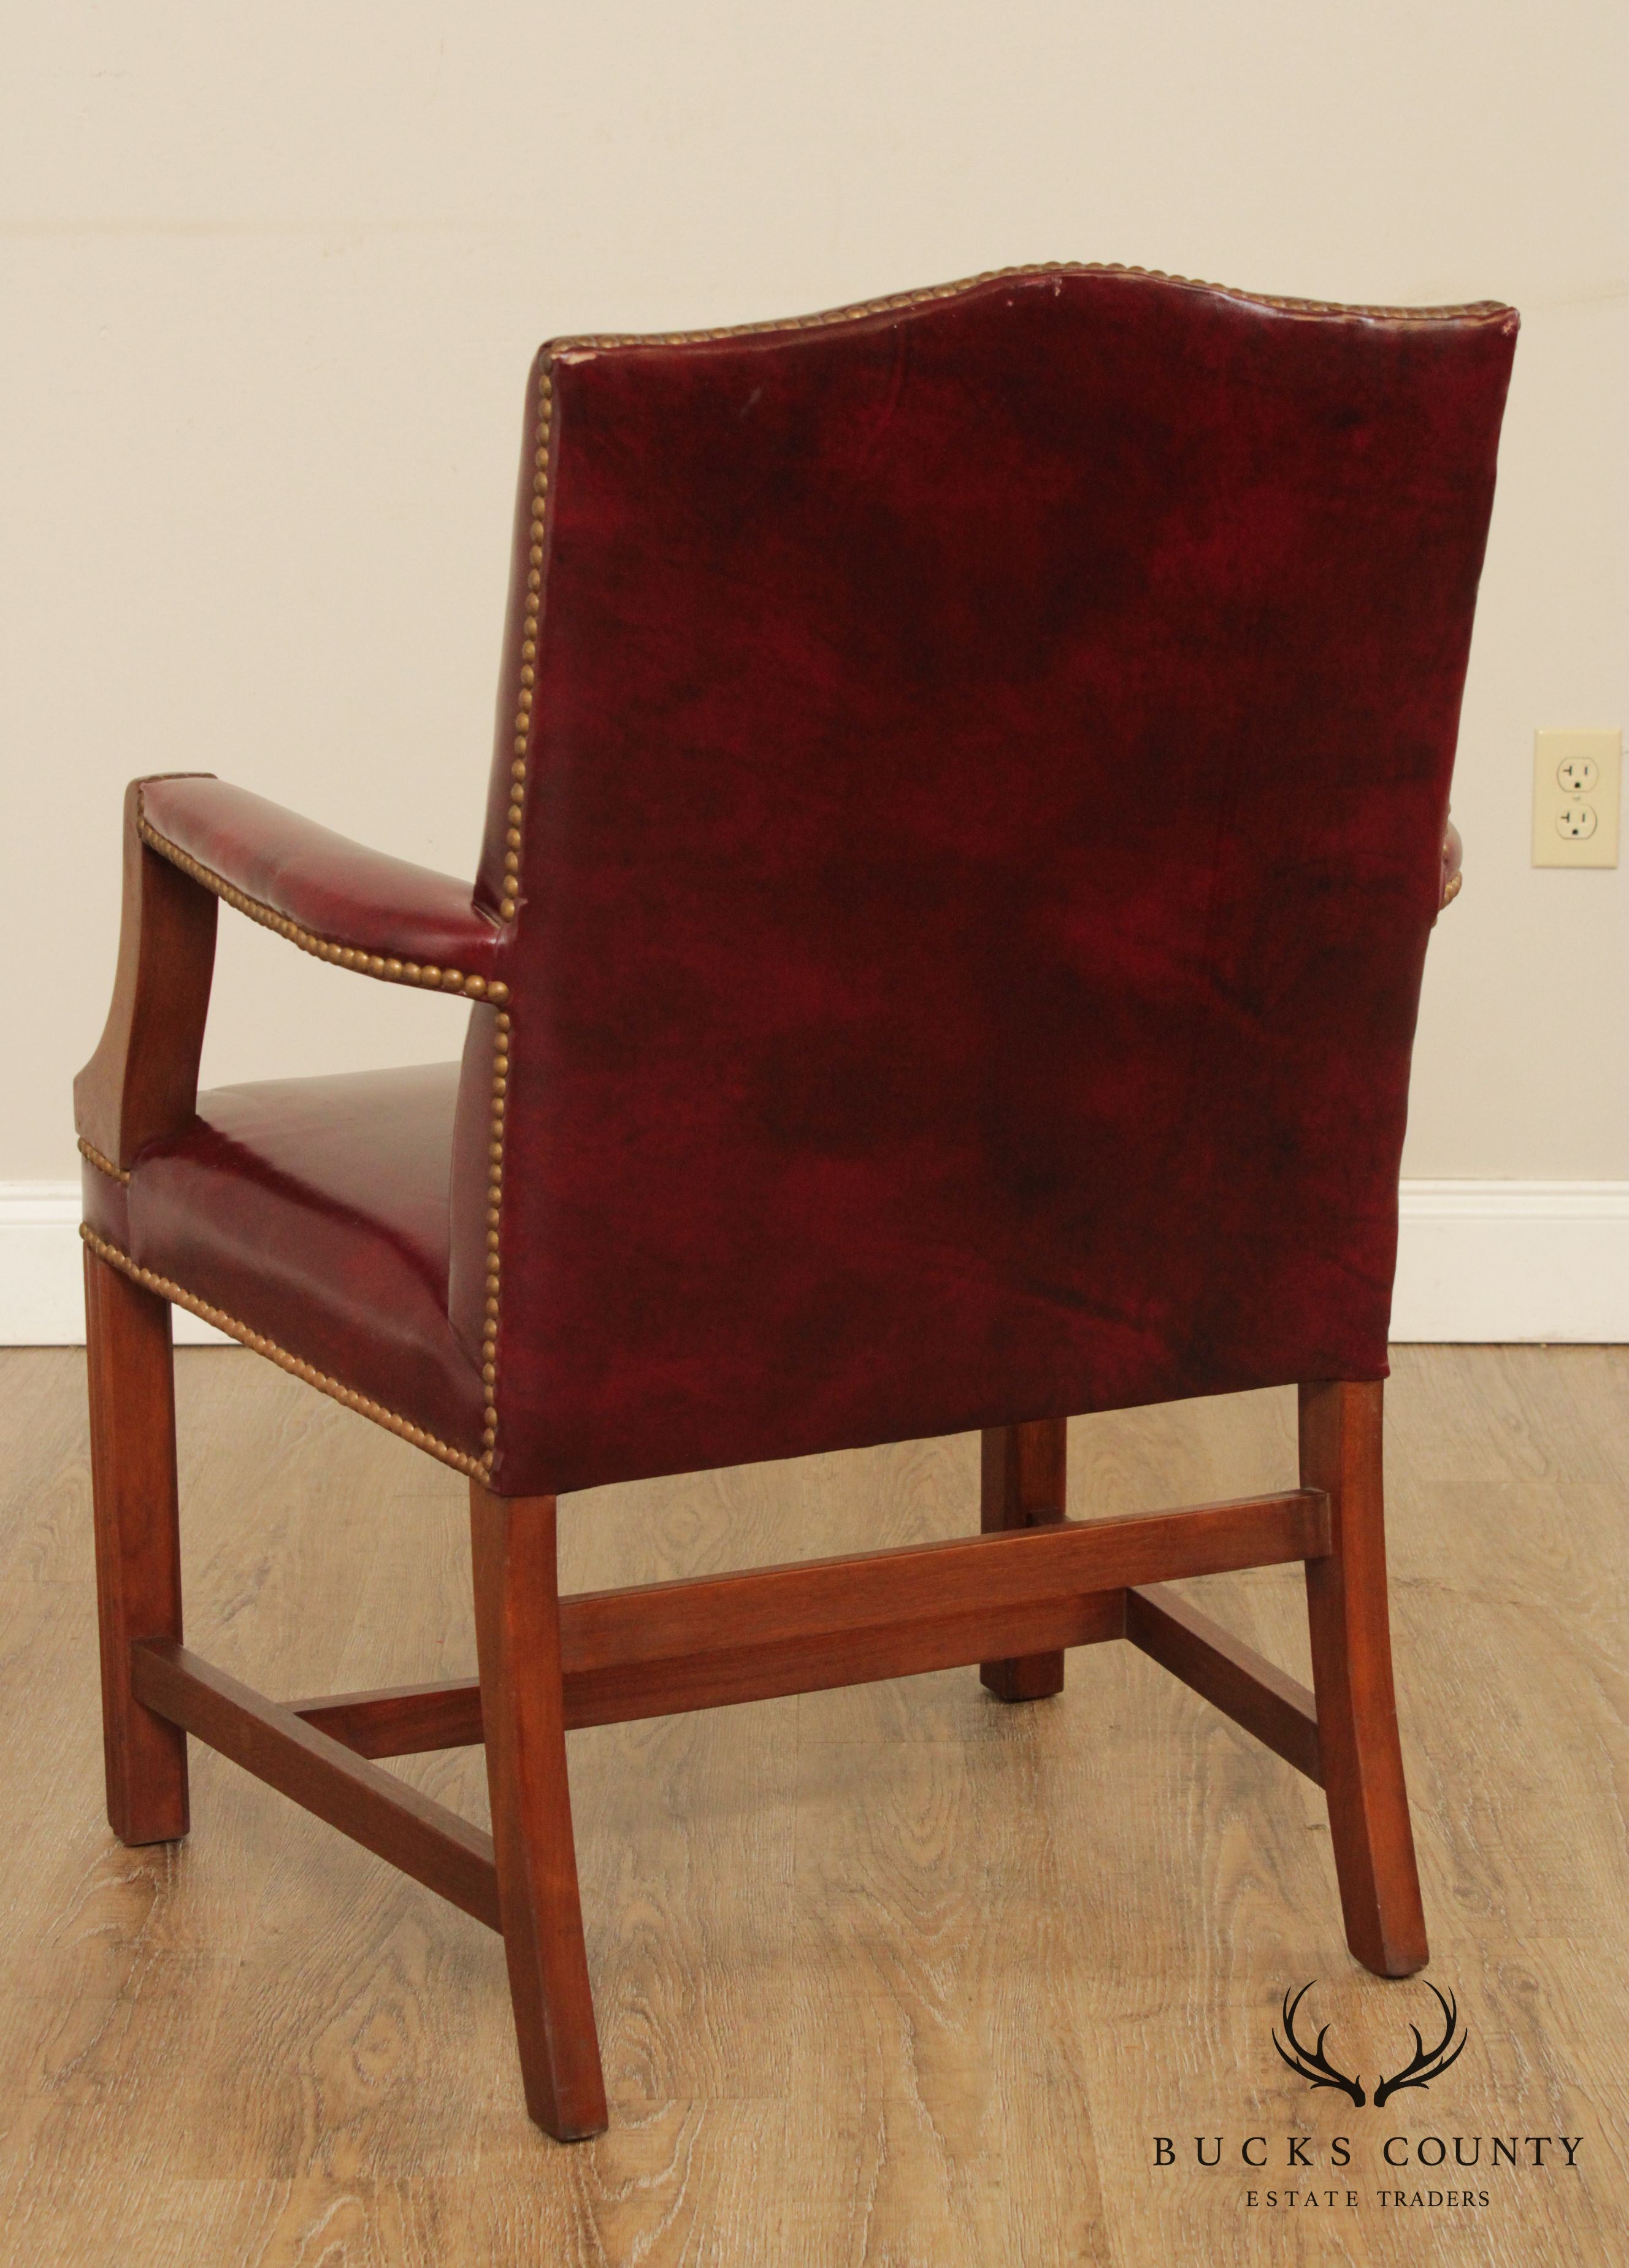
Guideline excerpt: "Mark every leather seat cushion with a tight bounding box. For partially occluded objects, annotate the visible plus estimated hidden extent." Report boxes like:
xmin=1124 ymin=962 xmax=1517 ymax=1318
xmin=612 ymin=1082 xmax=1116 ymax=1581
xmin=124 ymin=1063 xmax=487 ymax=1463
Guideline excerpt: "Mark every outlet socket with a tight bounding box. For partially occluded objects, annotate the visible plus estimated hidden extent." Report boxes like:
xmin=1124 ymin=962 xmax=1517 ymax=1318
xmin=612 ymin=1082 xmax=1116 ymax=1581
xmin=1532 ymin=729 xmax=1620 ymax=868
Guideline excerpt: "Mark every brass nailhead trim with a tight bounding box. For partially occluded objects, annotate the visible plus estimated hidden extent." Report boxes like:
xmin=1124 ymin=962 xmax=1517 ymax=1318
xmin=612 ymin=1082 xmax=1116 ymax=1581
xmin=136 ymin=813 xmax=508 ymax=1007
xmin=81 ymin=1225 xmax=488 ymax=1481
xmin=78 ymin=1137 xmax=131 ymax=1186
xmin=1440 ymin=825 xmax=1463 ymax=912
xmin=498 ymin=365 xmax=551 ymax=927
xmin=479 ymin=366 xmax=555 ymax=1466
xmin=553 ymin=262 xmax=1513 ymax=355
xmin=481 ymin=1003 xmax=512 ymax=1455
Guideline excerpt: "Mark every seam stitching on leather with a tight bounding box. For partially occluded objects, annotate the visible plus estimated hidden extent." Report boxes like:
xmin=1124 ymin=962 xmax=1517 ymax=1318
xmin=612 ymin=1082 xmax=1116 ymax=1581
xmin=550 ymin=262 xmax=1514 ymax=354
xmin=135 ymin=806 xmax=509 ymax=1006
xmin=80 ymin=1225 xmax=486 ymax=1479
xmin=79 ymin=1137 xmax=131 ymax=1186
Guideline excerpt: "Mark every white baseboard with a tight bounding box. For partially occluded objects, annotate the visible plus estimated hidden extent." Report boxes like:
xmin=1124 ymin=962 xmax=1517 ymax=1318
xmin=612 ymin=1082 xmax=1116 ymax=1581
xmin=0 ymin=1184 xmax=230 ymax=1346
xmin=2 ymin=1179 xmax=1625 ymax=1349
xmin=1390 ymin=1179 xmax=1629 ymax=1343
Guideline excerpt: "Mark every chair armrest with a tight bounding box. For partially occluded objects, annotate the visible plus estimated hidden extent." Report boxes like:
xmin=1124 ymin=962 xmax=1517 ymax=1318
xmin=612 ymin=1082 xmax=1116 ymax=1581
xmin=138 ymin=775 xmax=506 ymax=999
xmin=77 ymin=773 xmax=507 ymax=1178
xmin=76 ymin=778 xmax=220 ymax=1175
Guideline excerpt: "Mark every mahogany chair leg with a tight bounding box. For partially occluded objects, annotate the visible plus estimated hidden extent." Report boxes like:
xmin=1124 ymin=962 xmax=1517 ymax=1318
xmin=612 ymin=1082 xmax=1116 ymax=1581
xmin=469 ymin=1481 xmax=608 ymax=2141
xmin=979 ymin=1418 xmax=1068 ymax=1702
xmin=1299 ymin=1380 xmax=1428 ymax=1979
xmin=84 ymin=1247 xmax=190 ymax=1845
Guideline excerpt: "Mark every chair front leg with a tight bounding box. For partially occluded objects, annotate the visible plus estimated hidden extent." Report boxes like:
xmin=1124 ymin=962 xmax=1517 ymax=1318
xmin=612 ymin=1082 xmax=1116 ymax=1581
xmin=1300 ymin=1379 xmax=1428 ymax=1979
xmin=469 ymin=1481 xmax=608 ymax=2140
xmin=85 ymin=1248 xmax=190 ymax=1845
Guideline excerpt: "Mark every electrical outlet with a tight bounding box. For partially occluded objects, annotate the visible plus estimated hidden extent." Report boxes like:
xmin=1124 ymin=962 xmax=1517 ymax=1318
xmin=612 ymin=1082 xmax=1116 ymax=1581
xmin=1532 ymin=729 xmax=1620 ymax=868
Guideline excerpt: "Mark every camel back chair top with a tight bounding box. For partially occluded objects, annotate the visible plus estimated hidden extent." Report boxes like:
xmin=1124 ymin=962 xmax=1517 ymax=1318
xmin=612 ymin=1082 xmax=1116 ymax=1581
xmin=446 ymin=266 xmax=1516 ymax=1495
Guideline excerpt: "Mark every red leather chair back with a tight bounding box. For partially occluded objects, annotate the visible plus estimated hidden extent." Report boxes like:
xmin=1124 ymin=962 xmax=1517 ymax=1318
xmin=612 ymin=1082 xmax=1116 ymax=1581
xmin=459 ymin=267 xmax=1517 ymax=1496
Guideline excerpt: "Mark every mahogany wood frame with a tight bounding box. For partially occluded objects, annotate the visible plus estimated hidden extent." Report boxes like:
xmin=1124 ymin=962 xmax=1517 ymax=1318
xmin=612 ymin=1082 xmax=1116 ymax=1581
xmin=78 ymin=785 xmax=1432 ymax=2143
xmin=86 ymin=1243 xmax=1429 ymax=2141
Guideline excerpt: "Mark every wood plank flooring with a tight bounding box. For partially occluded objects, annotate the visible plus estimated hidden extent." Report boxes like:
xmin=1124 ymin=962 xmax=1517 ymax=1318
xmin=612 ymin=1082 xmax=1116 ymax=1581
xmin=0 ymin=1344 xmax=1624 ymax=2264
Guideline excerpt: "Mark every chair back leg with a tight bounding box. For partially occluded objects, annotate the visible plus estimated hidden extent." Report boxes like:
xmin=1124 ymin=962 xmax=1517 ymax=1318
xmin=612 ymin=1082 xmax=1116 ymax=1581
xmin=85 ymin=1247 xmax=190 ymax=1845
xmin=469 ymin=1482 xmax=608 ymax=2140
xmin=979 ymin=1419 xmax=1069 ymax=1701
xmin=1299 ymin=1379 xmax=1428 ymax=1978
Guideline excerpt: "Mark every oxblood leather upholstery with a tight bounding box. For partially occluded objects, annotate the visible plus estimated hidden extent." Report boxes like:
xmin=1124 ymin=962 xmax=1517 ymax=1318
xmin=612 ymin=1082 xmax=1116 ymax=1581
xmin=140 ymin=778 xmax=504 ymax=986
xmin=88 ymin=267 xmax=1518 ymax=1500
xmin=121 ymin=1065 xmax=486 ymax=1458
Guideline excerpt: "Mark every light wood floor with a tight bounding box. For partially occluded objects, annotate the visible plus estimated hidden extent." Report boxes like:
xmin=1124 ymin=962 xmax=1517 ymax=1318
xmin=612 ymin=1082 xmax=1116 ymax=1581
xmin=0 ymin=1344 xmax=1624 ymax=2266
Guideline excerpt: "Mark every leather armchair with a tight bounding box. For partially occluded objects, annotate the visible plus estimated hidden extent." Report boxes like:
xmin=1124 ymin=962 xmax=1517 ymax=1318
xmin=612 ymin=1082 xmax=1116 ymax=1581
xmin=76 ymin=263 xmax=1517 ymax=2142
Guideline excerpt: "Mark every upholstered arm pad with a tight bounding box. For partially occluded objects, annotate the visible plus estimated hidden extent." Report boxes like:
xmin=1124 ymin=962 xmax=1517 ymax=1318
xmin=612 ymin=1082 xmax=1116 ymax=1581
xmin=139 ymin=776 xmax=506 ymax=1000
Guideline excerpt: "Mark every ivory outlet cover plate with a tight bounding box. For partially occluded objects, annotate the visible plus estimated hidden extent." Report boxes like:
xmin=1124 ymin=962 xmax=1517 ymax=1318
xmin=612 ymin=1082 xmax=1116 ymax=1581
xmin=1532 ymin=729 xmax=1620 ymax=868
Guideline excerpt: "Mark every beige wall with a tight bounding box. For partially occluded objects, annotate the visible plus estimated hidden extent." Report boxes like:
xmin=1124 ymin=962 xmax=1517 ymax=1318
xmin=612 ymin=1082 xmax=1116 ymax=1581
xmin=4 ymin=3 xmax=1624 ymax=1182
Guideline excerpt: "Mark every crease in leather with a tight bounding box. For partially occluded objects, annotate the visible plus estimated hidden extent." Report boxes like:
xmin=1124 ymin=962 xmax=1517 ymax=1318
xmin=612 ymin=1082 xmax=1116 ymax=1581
xmin=144 ymin=1120 xmax=447 ymax=1300
xmin=125 ymin=1063 xmax=486 ymax=1460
